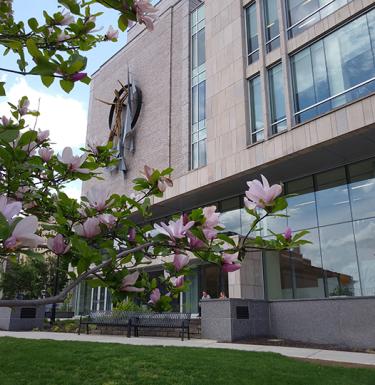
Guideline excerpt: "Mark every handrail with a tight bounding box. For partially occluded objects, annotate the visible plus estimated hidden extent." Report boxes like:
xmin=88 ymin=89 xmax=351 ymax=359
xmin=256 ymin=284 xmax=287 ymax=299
xmin=294 ymin=76 xmax=375 ymax=116
xmin=287 ymin=0 xmax=340 ymax=32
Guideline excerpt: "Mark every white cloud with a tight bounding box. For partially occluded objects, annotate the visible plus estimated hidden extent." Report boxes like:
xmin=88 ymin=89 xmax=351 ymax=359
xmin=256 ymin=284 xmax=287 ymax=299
xmin=0 ymin=77 xmax=87 ymax=151
xmin=0 ymin=77 xmax=87 ymax=199
xmin=62 ymin=180 xmax=82 ymax=201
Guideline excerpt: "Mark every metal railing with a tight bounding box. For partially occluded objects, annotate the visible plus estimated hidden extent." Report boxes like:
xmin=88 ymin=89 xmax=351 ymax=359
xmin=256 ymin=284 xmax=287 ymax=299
xmin=287 ymin=0 xmax=344 ymax=35
xmin=294 ymin=76 xmax=375 ymax=118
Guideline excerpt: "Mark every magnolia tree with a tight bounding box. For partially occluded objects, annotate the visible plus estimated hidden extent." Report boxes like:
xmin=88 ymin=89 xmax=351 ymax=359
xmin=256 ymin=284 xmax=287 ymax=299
xmin=0 ymin=0 xmax=310 ymax=311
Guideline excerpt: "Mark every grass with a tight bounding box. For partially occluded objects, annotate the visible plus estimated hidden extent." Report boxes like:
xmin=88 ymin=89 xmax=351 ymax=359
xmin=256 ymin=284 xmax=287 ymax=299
xmin=0 ymin=337 xmax=374 ymax=385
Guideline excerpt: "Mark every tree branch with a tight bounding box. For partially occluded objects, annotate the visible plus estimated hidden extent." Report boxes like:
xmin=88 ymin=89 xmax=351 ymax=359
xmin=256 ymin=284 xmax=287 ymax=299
xmin=0 ymin=67 xmax=63 ymax=78
xmin=0 ymin=242 xmax=152 ymax=307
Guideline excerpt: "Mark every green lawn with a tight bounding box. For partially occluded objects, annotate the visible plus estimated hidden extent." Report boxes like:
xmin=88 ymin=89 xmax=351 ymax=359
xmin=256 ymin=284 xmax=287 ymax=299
xmin=0 ymin=337 xmax=374 ymax=385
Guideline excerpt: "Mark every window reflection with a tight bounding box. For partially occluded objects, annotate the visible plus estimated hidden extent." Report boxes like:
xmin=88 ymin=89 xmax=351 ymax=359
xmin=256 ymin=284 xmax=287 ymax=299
xmin=292 ymin=228 xmax=325 ymax=299
xmin=248 ymin=75 xmax=264 ymax=143
xmin=287 ymin=0 xmax=348 ymax=38
xmin=319 ymin=222 xmax=360 ymax=296
xmin=353 ymin=219 xmax=375 ymax=296
xmin=245 ymin=2 xmax=259 ymax=64
xmin=268 ymin=63 xmax=287 ymax=135
xmin=291 ymin=9 xmax=375 ymax=124
xmin=264 ymin=0 xmax=280 ymax=52
xmin=220 ymin=197 xmax=241 ymax=234
xmin=315 ymin=167 xmax=351 ymax=226
xmin=287 ymin=176 xmax=317 ymax=230
xmin=349 ymin=159 xmax=375 ymax=220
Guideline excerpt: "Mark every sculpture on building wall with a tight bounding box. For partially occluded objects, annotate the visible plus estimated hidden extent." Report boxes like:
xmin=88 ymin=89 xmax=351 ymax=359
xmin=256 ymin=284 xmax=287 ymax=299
xmin=98 ymin=70 xmax=142 ymax=174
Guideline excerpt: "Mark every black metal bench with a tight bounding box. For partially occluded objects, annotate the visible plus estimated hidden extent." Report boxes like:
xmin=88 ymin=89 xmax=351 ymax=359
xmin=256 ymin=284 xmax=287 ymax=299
xmin=132 ymin=312 xmax=191 ymax=341
xmin=78 ymin=311 xmax=134 ymax=337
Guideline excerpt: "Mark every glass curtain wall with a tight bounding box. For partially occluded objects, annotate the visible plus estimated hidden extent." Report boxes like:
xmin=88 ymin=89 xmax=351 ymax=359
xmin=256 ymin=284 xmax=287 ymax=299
xmin=248 ymin=75 xmax=264 ymax=143
xmin=245 ymin=2 xmax=259 ymax=64
xmin=191 ymin=5 xmax=207 ymax=169
xmin=287 ymin=0 xmax=348 ymax=38
xmin=291 ymin=8 xmax=375 ymax=124
xmin=264 ymin=158 xmax=375 ymax=299
xmin=268 ymin=63 xmax=287 ymax=134
xmin=264 ymin=0 xmax=280 ymax=52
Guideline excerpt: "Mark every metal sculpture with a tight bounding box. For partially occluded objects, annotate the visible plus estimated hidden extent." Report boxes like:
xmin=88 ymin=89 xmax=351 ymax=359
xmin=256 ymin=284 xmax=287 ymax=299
xmin=98 ymin=70 xmax=142 ymax=174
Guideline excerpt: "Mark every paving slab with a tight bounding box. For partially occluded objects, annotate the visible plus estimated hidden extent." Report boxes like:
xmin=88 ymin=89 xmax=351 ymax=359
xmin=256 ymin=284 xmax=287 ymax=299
xmin=0 ymin=331 xmax=374 ymax=366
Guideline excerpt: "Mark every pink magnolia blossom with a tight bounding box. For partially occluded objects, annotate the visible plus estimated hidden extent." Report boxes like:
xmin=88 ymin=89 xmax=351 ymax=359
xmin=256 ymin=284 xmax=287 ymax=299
xmin=202 ymin=206 xmax=222 ymax=241
xmin=74 ymin=217 xmax=101 ymax=238
xmin=36 ymin=130 xmax=49 ymax=142
xmin=47 ymin=234 xmax=70 ymax=255
xmin=203 ymin=206 xmax=220 ymax=228
xmin=244 ymin=175 xmax=282 ymax=210
xmin=18 ymin=99 xmax=30 ymax=116
xmin=105 ymin=25 xmax=119 ymax=40
xmin=173 ymin=254 xmax=189 ymax=271
xmin=60 ymin=11 xmax=74 ymax=25
xmin=154 ymin=215 xmax=194 ymax=243
xmin=133 ymin=0 xmax=158 ymax=31
xmin=4 ymin=216 xmax=44 ymax=250
xmin=149 ymin=288 xmax=161 ymax=304
xmin=87 ymin=188 xmax=109 ymax=211
xmin=187 ymin=232 xmax=206 ymax=249
xmin=22 ymin=141 xmax=37 ymax=156
xmin=128 ymin=227 xmax=136 ymax=242
xmin=69 ymin=72 xmax=87 ymax=82
xmin=158 ymin=176 xmax=173 ymax=192
xmin=1 ymin=116 xmax=10 ymax=126
xmin=15 ymin=186 xmax=29 ymax=200
xmin=38 ymin=147 xmax=54 ymax=162
xmin=58 ymin=147 xmax=89 ymax=173
xmin=98 ymin=213 xmax=116 ymax=228
xmin=142 ymin=165 xmax=154 ymax=181
xmin=222 ymin=253 xmax=241 ymax=273
xmin=120 ymin=271 xmax=144 ymax=292
xmin=57 ymin=32 xmax=70 ymax=42
xmin=284 ymin=227 xmax=292 ymax=241
xmin=170 ymin=276 xmax=184 ymax=288
xmin=0 ymin=195 xmax=21 ymax=223
xmin=87 ymin=137 xmax=105 ymax=155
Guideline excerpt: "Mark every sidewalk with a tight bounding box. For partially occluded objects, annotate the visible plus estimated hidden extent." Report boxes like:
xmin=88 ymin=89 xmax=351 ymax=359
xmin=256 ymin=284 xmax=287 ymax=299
xmin=1 ymin=331 xmax=375 ymax=367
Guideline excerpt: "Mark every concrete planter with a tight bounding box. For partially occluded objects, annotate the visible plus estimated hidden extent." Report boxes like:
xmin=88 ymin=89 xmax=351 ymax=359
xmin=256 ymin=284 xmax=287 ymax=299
xmin=0 ymin=306 xmax=45 ymax=331
xmin=201 ymin=297 xmax=375 ymax=349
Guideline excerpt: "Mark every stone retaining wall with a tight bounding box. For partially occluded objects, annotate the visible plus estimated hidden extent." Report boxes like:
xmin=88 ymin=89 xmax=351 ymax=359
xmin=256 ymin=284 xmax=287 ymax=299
xmin=201 ymin=297 xmax=375 ymax=349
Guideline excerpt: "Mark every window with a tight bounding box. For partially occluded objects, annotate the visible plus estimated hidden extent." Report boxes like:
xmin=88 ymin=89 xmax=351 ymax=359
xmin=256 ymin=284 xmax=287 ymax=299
xmin=291 ymin=9 xmax=375 ymax=124
xmin=268 ymin=63 xmax=287 ymax=135
xmin=245 ymin=2 xmax=259 ymax=65
xmin=287 ymin=0 xmax=348 ymax=38
xmin=248 ymin=75 xmax=264 ymax=143
xmin=264 ymin=0 xmax=280 ymax=52
xmin=91 ymin=287 xmax=112 ymax=312
xmin=191 ymin=5 xmax=206 ymax=169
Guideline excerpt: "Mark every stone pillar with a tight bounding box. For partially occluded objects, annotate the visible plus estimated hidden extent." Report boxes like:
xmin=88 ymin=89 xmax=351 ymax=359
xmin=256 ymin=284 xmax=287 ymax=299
xmin=228 ymin=250 xmax=264 ymax=299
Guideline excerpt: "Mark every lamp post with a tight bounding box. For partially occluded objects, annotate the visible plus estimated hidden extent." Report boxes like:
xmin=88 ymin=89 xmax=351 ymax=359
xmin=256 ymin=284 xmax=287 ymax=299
xmin=50 ymin=255 xmax=60 ymax=324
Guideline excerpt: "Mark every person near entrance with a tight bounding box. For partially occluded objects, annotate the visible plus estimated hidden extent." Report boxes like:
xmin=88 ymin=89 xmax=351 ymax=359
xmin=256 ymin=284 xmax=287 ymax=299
xmin=198 ymin=291 xmax=211 ymax=316
xmin=219 ymin=291 xmax=227 ymax=299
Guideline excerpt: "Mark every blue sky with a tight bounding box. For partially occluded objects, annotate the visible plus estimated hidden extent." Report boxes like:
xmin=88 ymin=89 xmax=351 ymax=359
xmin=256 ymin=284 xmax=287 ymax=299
xmin=0 ymin=1 xmax=130 ymax=199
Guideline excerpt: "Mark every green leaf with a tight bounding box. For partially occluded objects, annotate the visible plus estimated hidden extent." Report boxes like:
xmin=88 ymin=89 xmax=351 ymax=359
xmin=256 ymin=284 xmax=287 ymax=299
xmin=0 ymin=129 xmax=19 ymax=142
xmin=58 ymin=0 xmax=81 ymax=14
xmin=41 ymin=76 xmax=54 ymax=88
xmin=118 ymin=14 xmax=128 ymax=32
xmin=0 ymin=82 xmax=5 ymax=96
xmin=28 ymin=18 xmax=39 ymax=31
xmin=26 ymin=38 xmax=42 ymax=59
xmin=60 ymin=79 xmax=74 ymax=93
xmin=17 ymin=130 xmax=37 ymax=147
xmin=217 ymin=233 xmax=236 ymax=247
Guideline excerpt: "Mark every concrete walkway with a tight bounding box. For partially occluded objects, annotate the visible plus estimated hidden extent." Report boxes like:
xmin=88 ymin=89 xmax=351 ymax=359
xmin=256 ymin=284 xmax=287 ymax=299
xmin=1 ymin=331 xmax=375 ymax=367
